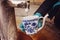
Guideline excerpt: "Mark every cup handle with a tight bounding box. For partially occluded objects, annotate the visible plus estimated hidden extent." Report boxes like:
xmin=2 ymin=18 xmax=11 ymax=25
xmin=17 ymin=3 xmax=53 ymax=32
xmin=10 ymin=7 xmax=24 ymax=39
xmin=37 ymin=14 xmax=49 ymax=31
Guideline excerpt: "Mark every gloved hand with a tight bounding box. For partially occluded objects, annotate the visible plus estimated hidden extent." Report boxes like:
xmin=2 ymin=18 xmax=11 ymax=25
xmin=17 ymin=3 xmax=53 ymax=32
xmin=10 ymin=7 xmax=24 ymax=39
xmin=19 ymin=12 xmax=42 ymax=32
xmin=19 ymin=23 xmax=25 ymax=32
xmin=34 ymin=12 xmax=42 ymax=28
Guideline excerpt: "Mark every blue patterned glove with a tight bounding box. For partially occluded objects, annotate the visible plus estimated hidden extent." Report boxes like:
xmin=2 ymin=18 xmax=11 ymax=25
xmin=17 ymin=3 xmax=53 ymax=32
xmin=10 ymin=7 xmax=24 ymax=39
xmin=34 ymin=12 xmax=42 ymax=28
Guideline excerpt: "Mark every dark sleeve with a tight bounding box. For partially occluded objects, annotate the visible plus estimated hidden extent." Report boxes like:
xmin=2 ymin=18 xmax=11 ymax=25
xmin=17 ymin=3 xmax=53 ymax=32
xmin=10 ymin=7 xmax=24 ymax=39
xmin=35 ymin=0 xmax=58 ymax=16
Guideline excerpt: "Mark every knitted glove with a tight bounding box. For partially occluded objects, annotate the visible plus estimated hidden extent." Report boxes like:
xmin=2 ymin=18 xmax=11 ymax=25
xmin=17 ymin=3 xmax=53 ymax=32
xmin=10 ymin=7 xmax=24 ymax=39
xmin=19 ymin=23 xmax=25 ymax=32
xmin=34 ymin=12 xmax=42 ymax=28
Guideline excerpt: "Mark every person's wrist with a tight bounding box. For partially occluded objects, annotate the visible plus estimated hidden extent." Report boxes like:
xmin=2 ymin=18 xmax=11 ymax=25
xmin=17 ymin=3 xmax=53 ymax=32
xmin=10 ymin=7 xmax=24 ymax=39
xmin=34 ymin=12 xmax=42 ymax=17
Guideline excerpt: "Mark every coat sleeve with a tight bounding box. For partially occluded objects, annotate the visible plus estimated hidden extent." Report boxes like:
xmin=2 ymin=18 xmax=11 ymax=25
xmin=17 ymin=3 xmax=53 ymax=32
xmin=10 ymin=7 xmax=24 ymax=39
xmin=34 ymin=0 xmax=58 ymax=16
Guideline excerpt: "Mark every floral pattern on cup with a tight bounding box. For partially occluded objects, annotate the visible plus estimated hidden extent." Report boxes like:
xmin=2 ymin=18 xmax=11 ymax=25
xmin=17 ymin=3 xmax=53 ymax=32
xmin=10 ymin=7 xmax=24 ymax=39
xmin=23 ymin=19 xmax=38 ymax=34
